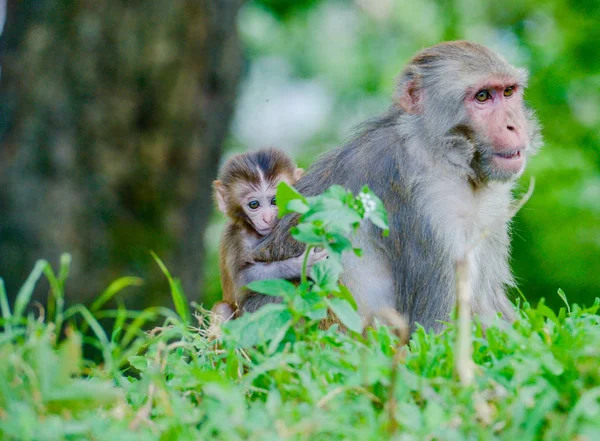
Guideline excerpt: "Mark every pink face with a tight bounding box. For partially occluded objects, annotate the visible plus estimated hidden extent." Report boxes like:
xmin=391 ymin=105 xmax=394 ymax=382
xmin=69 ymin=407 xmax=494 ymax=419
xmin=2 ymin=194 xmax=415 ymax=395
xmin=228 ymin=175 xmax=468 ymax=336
xmin=242 ymin=185 xmax=279 ymax=236
xmin=465 ymin=80 xmax=529 ymax=175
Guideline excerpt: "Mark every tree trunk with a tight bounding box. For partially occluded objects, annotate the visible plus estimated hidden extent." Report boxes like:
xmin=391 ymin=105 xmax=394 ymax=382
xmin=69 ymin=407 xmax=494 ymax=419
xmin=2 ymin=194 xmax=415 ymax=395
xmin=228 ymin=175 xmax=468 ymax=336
xmin=0 ymin=0 xmax=243 ymax=308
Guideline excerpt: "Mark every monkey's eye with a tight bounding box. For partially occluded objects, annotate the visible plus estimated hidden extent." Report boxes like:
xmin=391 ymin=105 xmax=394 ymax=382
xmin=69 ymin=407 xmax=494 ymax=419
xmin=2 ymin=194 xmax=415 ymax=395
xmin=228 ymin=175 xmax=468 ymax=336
xmin=270 ymin=196 xmax=276 ymax=206
xmin=475 ymin=90 xmax=491 ymax=102
xmin=503 ymin=86 xmax=514 ymax=97
xmin=248 ymin=200 xmax=260 ymax=210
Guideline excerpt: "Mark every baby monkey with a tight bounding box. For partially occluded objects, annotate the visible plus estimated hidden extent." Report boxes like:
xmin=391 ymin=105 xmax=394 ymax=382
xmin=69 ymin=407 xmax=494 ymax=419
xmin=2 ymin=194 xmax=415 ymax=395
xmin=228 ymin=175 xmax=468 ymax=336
xmin=212 ymin=148 xmax=327 ymax=320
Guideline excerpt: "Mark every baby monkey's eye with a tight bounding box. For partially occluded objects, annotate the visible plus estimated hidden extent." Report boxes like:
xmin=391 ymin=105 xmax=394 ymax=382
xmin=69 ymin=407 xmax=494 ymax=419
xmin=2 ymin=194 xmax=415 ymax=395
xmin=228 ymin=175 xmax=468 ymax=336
xmin=503 ymin=86 xmax=514 ymax=97
xmin=271 ymin=196 xmax=276 ymax=206
xmin=475 ymin=89 xmax=491 ymax=102
xmin=248 ymin=200 xmax=260 ymax=210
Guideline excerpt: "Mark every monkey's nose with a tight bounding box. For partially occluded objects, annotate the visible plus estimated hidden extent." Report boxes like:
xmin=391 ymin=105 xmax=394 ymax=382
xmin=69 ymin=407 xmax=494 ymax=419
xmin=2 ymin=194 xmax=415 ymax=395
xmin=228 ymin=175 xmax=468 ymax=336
xmin=507 ymin=124 xmax=515 ymax=131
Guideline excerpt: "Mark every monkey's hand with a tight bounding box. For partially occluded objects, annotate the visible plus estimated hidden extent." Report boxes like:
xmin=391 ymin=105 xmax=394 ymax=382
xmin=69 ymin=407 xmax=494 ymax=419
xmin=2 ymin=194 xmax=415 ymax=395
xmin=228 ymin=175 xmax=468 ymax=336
xmin=308 ymin=247 xmax=328 ymax=266
xmin=295 ymin=247 xmax=329 ymax=277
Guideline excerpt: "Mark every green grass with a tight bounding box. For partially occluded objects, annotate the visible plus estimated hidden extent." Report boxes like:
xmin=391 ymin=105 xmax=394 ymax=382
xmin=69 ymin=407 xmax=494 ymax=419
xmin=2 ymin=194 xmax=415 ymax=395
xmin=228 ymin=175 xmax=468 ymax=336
xmin=0 ymin=256 xmax=599 ymax=441
xmin=1 ymin=185 xmax=599 ymax=440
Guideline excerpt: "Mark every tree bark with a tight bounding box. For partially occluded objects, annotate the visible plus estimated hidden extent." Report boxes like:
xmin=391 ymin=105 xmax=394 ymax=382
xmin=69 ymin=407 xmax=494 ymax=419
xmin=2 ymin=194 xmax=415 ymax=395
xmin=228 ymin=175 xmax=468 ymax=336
xmin=0 ymin=0 xmax=243 ymax=307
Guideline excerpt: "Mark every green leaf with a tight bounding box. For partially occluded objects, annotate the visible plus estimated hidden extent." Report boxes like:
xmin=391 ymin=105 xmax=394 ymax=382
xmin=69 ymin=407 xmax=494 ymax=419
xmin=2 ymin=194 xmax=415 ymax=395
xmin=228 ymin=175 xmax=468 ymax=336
xmin=57 ymin=330 xmax=83 ymax=378
xmin=311 ymin=258 xmax=343 ymax=291
xmin=225 ymin=348 xmax=241 ymax=380
xmin=292 ymin=223 xmax=324 ymax=244
xmin=336 ymin=284 xmax=358 ymax=311
xmin=303 ymin=205 xmax=361 ymax=230
xmin=323 ymin=185 xmax=350 ymax=200
xmin=286 ymin=199 xmax=309 ymax=214
xmin=13 ymin=260 xmax=49 ymax=322
xmin=305 ymin=196 xmax=344 ymax=213
xmin=540 ymin=352 xmax=564 ymax=376
xmin=91 ymin=277 xmax=145 ymax=312
xmin=536 ymin=301 xmax=559 ymax=325
xmin=583 ymin=297 xmax=600 ymax=315
xmin=268 ymin=321 xmax=294 ymax=354
xmin=151 ymin=251 xmax=190 ymax=324
xmin=276 ymin=181 xmax=307 ymax=216
xmin=557 ymin=288 xmax=570 ymax=314
xmin=359 ymin=186 xmax=389 ymax=234
xmin=64 ymin=304 xmax=113 ymax=369
xmin=58 ymin=253 xmax=72 ymax=287
xmin=246 ymin=279 xmax=297 ymax=298
xmin=369 ymin=210 xmax=390 ymax=236
xmin=120 ymin=306 xmax=181 ymax=347
xmin=0 ymin=278 xmax=11 ymax=321
xmin=128 ymin=356 xmax=148 ymax=371
xmin=326 ymin=298 xmax=363 ymax=334
xmin=293 ymin=290 xmax=327 ymax=320
xmin=43 ymin=263 xmax=64 ymax=329
xmin=324 ymin=231 xmax=354 ymax=254
xmin=173 ymin=278 xmax=189 ymax=320
xmin=45 ymin=379 xmax=121 ymax=406
xmin=64 ymin=306 xmax=109 ymax=349
xmin=224 ymin=304 xmax=293 ymax=348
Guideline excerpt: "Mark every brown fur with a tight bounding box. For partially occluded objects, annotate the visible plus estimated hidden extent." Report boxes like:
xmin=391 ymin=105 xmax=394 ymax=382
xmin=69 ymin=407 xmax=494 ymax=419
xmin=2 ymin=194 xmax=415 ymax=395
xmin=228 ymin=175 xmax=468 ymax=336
xmin=213 ymin=148 xmax=305 ymax=316
xmin=213 ymin=148 xmax=297 ymax=226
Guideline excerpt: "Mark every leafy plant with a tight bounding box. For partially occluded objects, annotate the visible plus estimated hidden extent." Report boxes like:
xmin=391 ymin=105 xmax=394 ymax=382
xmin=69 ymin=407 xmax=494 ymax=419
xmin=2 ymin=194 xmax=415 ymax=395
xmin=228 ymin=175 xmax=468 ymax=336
xmin=225 ymin=183 xmax=388 ymax=345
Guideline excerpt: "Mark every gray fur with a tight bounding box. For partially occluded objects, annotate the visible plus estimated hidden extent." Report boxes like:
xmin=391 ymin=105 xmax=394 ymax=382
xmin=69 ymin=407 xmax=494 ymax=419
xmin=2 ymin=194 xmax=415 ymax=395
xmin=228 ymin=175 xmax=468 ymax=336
xmin=247 ymin=41 xmax=543 ymax=331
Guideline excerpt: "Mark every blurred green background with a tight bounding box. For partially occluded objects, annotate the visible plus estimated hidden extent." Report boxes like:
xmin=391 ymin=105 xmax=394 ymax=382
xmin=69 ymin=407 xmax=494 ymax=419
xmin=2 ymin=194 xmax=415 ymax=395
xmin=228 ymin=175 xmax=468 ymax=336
xmin=1 ymin=0 xmax=598 ymax=312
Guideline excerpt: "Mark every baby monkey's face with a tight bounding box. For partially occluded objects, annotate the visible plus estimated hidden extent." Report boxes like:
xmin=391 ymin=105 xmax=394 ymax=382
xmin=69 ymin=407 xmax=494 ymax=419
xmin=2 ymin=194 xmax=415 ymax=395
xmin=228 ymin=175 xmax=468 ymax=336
xmin=239 ymin=170 xmax=301 ymax=236
xmin=242 ymin=186 xmax=278 ymax=236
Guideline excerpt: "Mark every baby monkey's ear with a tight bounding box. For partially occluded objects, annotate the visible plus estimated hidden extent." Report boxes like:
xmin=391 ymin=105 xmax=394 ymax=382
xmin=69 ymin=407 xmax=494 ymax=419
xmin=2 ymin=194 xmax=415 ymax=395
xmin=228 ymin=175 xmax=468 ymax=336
xmin=294 ymin=168 xmax=304 ymax=181
xmin=212 ymin=180 xmax=228 ymax=214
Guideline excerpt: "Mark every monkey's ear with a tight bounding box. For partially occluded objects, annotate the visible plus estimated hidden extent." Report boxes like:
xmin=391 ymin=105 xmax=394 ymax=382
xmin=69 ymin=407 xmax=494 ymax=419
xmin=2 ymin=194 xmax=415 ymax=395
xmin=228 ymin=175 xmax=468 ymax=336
xmin=213 ymin=180 xmax=228 ymax=214
xmin=397 ymin=79 xmax=423 ymax=114
xmin=294 ymin=168 xmax=304 ymax=181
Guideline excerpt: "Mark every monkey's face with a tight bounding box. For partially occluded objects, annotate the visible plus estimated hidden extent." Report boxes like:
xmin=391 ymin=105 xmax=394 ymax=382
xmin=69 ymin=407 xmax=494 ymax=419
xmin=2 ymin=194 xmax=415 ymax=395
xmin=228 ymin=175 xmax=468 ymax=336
xmin=465 ymin=80 xmax=538 ymax=182
xmin=241 ymin=186 xmax=279 ymax=236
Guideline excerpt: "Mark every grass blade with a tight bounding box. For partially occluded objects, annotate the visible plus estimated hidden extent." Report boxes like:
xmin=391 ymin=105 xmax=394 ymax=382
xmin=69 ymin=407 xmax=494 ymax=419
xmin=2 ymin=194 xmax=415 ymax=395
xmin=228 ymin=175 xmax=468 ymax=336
xmin=13 ymin=260 xmax=49 ymax=323
xmin=120 ymin=306 xmax=181 ymax=348
xmin=0 ymin=278 xmax=11 ymax=334
xmin=557 ymin=288 xmax=571 ymax=314
xmin=91 ymin=277 xmax=144 ymax=312
xmin=58 ymin=253 xmax=72 ymax=286
xmin=44 ymin=263 xmax=63 ymax=328
xmin=64 ymin=304 xmax=113 ymax=370
xmin=0 ymin=278 xmax=11 ymax=321
xmin=151 ymin=251 xmax=190 ymax=324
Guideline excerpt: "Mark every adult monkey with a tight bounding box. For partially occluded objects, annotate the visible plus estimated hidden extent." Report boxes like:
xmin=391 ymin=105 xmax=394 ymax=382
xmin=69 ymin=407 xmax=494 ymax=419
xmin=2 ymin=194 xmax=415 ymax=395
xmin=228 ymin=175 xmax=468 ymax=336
xmin=247 ymin=41 xmax=542 ymax=331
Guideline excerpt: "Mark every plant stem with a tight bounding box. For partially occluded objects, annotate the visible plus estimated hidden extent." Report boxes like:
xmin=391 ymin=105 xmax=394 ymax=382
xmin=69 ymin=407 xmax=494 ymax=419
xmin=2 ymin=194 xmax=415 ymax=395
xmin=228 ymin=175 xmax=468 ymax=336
xmin=455 ymin=257 xmax=474 ymax=386
xmin=301 ymin=245 xmax=313 ymax=285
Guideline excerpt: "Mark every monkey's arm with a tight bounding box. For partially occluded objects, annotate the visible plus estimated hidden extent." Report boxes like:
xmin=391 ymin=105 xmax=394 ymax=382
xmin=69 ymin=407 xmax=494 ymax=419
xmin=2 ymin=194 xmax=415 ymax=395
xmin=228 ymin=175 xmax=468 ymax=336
xmin=237 ymin=248 xmax=327 ymax=286
xmin=233 ymin=260 xmax=293 ymax=314
xmin=238 ymin=259 xmax=301 ymax=286
xmin=235 ymin=248 xmax=327 ymax=314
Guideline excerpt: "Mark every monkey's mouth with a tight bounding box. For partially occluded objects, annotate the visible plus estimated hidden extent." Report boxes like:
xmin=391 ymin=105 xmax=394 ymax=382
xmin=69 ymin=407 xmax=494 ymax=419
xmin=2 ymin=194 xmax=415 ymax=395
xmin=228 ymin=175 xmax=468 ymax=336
xmin=494 ymin=149 xmax=521 ymax=160
xmin=492 ymin=149 xmax=524 ymax=172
